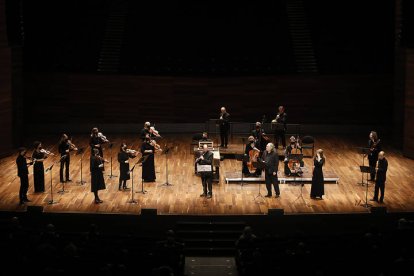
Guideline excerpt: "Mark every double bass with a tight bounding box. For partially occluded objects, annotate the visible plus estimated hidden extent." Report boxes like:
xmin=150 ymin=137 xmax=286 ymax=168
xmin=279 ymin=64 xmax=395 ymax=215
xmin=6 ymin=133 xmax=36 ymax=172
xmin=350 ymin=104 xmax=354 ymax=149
xmin=260 ymin=115 xmax=270 ymax=142
xmin=287 ymin=137 xmax=302 ymax=174
xmin=247 ymin=140 xmax=260 ymax=173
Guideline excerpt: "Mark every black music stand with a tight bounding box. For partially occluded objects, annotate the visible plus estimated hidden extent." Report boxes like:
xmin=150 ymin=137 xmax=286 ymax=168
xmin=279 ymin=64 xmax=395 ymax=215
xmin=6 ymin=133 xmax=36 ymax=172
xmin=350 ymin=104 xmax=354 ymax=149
xmin=161 ymin=145 xmax=173 ymax=186
xmin=235 ymin=154 xmax=249 ymax=186
xmin=128 ymin=155 xmax=146 ymax=203
xmin=253 ymin=160 xmax=266 ymax=202
xmin=45 ymin=162 xmax=58 ymax=205
xmin=57 ymin=155 xmax=69 ymax=194
xmin=136 ymin=155 xmax=149 ymax=194
xmin=360 ymin=165 xmax=373 ymax=208
xmin=356 ymin=147 xmax=371 ymax=186
xmin=108 ymin=143 xmax=117 ymax=178
xmin=76 ymin=148 xmax=86 ymax=185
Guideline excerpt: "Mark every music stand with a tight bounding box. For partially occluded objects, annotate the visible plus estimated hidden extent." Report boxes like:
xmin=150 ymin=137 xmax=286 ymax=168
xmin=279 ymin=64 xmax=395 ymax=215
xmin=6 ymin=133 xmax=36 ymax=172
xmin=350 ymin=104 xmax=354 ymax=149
xmin=128 ymin=155 xmax=146 ymax=203
xmin=356 ymin=147 xmax=371 ymax=186
xmin=136 ymin=155 xmax=149 ymax=194
xmin=57 ymin=155 xmax=69 ymax=194
xmin=45 ymin=162 xmax=58 ymax=205
xmin=161 ymin=145 xmax=173 ymax=186
xmin=235 ymin=154 xmax=249 ymax=186
xmin=76 ymin=148 xmax=86 ymax=185
xmin=360 ymin=165 xmax=373 ymax=208
xmin=108 ymin=143 xmax=118 ymax=178
xmin=253 ymin=159 xmax=265 ymax=202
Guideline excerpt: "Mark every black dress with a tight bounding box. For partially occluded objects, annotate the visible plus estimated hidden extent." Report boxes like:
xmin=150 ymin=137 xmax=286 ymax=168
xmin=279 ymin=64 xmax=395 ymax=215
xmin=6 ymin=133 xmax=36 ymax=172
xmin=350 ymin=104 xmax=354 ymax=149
xmin=118 ymin=151 xmax=131 ymax=181
xmin=310 ymin=157 xmax=325 ymax=198
xmin=90 ymin=156 xmax=106 ymax=192
xmin=141 ymin=142 xmax=156 ymax=182
xmin=90 ymin=135 xmax=104 ymax=157
xmin=32 ymin=151 xmax=46 ymax=193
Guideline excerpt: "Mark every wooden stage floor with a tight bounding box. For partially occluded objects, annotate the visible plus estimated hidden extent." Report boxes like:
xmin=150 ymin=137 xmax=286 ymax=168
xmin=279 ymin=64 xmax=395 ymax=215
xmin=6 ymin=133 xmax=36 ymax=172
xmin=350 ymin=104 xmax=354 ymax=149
xmin=0 ymin=134 xmax=413 ymax=215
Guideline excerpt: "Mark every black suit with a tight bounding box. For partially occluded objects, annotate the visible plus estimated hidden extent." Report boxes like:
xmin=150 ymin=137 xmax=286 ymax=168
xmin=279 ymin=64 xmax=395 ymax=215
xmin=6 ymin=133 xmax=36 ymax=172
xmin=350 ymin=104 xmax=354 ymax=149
xmin=219 ymin=112 xmax=230 ymax=147
xmin=368 ymin=139 xmax=381 ymax=180
xmin=373 ymin=158 xmax=388 ymax=202
xmin=197 ymin=151 xmax=214 ymax=195
xmin=16 ymin=155 xmax=29 ymax=203
xmin=58 ymin=141 xmax=70 ymax=182
xmin=274 ymin=112 xmax=287 ymax=148
xmin=262 ymin=150 xmax=280 ymax=196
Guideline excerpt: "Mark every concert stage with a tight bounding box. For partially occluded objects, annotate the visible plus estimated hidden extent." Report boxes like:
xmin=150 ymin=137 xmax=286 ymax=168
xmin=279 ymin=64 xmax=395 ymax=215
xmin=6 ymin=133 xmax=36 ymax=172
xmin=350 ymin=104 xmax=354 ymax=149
xmin=1 ymin=134 xmax=413 ymax=215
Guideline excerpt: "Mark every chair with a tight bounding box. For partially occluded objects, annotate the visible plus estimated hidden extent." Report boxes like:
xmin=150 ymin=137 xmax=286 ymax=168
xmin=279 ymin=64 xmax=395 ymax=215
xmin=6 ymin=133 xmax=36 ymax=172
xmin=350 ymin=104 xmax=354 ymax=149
xmin=301 ymin=135 xmax=315 ymax=157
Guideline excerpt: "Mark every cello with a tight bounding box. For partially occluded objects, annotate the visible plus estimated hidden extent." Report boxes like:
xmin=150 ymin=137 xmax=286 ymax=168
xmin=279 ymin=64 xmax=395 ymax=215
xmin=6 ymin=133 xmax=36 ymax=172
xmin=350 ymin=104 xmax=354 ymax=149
xmin=247 ymin=140 xmax=260 ymax=173
xmin=287 ymin=136 xmax=302 ymax=174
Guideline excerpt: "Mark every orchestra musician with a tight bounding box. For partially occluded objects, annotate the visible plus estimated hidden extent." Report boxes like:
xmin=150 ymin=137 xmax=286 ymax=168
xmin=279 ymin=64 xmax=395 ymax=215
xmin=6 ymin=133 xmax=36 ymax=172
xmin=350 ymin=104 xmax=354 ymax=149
xmin=196 ymin=144 xmax=214 ymax=199
xmin=90 ymin=148 xmax=107 ymax=204
xmin=368 ymin=131 xmax=381 ymax=181
xmin=58 ymin=133 xmax=78 ymax=183
xmin=242 ymin=136 xmax=262 ymax=177
xmin=141 ymin=134 xmax=157 ymax=182
xmin=218 ymin=107 xmax=230 ymax=148
xmin=90 ymin=127 xmax=109 ymax=158
xmin=261 ymin=143 xmax=280 ymax=198
xmin=16 ymin=147 xmax=32 ymax=204
xmin=117 ymin=142 xmax=137 ymax=191
xmin=284 ymin=136 xmax=304 ymax=176
xmin=32 ymin=141 xmax=48 ymax=193
xmin=370 ymin=151 xmax=388 ymax=203
xmin=251 ymin=122 xmax=268 ymax=152
xmin=141 ymin=122 xmax=151 ymax=141
xmin=272 ymin=106 xmax=287 ymax=149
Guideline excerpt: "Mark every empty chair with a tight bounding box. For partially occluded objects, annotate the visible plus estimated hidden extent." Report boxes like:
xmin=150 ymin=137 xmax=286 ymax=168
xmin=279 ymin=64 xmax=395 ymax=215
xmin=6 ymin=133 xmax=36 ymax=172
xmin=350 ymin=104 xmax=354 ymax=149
xmin=301 ymin=136 xmax=315 ymax=157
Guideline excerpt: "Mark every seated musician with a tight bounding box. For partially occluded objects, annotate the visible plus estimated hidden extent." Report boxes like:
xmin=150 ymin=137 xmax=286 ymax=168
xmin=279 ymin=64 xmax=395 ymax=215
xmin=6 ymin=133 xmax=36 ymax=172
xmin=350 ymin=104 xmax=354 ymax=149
xmin=284 ymin=136 xmax=304 ymax=176
xmin=242 ymin=136 xmax=262 ymax=177
xmin=251 ymin=122 xmax=267 ymax=152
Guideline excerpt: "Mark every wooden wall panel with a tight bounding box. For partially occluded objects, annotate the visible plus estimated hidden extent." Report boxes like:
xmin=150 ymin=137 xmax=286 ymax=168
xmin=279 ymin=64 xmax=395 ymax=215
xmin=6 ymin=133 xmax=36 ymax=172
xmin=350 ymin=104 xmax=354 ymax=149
xmin=403 ymin=49 xmax=414 ymax=158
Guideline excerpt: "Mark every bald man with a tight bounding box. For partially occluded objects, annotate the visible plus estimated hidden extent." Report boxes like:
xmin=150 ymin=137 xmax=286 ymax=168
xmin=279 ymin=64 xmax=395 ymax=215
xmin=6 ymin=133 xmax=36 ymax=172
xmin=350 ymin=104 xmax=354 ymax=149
xmin=371 ymin=151 xmax=388 ymax=203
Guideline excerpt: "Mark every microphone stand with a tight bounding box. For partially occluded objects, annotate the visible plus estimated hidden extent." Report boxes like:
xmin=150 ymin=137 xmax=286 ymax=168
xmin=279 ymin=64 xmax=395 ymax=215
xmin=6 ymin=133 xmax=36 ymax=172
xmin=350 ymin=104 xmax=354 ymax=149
xmin=254 ymin=159 xmax=265 ymax=202
xmin=76 ymin=148 xmax=86 ymax=185
xmin=57 ymin=155 xmax=69 ymax=194
xmin=108 ymin=143 xmax=118 ymax=178
xmin=161 ymin=145 xmax=173 ymax=186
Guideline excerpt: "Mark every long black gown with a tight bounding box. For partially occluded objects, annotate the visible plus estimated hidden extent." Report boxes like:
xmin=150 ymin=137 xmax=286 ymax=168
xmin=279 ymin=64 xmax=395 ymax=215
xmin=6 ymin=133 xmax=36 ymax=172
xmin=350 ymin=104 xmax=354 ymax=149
xmin=118 ymin=151 xmax=131 ymax=181
xmin=32 ymin=151 xmax=46 ymax=193
xmin=90 ymin=156 xmax=106 ymax=192
xmin=310 ymin=157 xmax=325 ymax=198
xmin=141 ymin=142 xmax=156 ymax=182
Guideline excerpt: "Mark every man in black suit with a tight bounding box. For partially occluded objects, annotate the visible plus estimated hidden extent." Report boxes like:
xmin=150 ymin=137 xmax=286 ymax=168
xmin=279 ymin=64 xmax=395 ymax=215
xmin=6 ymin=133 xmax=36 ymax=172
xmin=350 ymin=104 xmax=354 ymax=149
xmin=218 ymin=107 xmax=230 ymax=148
xmin=272 ymin=105 xmax=287 ymax=149
xmin=261 ymin=143 xmax=280 ymax=198
xmin=196 ymin=144 xmax=214 ymax=199
xmin=16 ymin=147 xmax=32 ymax=205
xmin=371 ymin=151 xmax=388 ymax=203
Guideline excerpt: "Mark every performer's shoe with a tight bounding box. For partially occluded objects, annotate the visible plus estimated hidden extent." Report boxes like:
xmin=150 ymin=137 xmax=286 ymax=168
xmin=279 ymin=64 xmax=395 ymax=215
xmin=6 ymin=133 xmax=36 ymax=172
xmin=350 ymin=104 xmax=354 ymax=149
xmin=379 ymin=200 xmax=384 ymax=204
xmin=275 ymin=194 xmax=280 ymax=198
xmin=200 ymin=193 xmax=207 ymax=197
xmin=310 ymin=196 xmax=316 ymax=199
xmin=265 ymin=194 xmax=272 ymax=198
xmin=123 ymin=187 xmax=130 ymax=190
xmin=19 ymin=201 xmax=25 ymax=205
xmin=66 ymin=179 xmax=72 ymax=182
xmin=370 ymin=198 xmax=378 ymax=202
xmin=23 ymin=198 xmax=31 ymax=202
xmin=207 ymin=194 xmax=212 ymax=199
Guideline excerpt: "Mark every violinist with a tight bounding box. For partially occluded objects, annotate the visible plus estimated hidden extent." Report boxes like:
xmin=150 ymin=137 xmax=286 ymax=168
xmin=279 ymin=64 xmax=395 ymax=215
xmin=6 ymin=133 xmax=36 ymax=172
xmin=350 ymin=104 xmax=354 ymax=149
xmin=196 ymin=144 xmax=214 ymax=198
xmin=117 ymin=143 xmax=137 ymax=191
xmin=251 ymin=122 xmax=267 ymax=152
xmin=90 ymin=148 xmax=107 ymax=204
xmin=58 ymin=133 xmax=78 ymax=183
xmin=140 ymin=122 xmax=151 ymax=141
xmin=242 ymin=136 xmax=262 ymax=177
xmin=284 ymin=136 xmax=304 ymax=176
xmin=368 ymin=131 xmax=381 ymax=181
xmin=272 ymin=106 xmax=287 ymax=149
xmin=141 ymin=134 xmax=156 ymax=182
xmin=90 ymin=127 xmax=109 ymax=158
xmin=32 ymin=141 xmax=48 ymax=193
xmin=218 ymin=107 xmax=230 ymax=148
xmin=16 ymin=147 xmax=33 ymax=204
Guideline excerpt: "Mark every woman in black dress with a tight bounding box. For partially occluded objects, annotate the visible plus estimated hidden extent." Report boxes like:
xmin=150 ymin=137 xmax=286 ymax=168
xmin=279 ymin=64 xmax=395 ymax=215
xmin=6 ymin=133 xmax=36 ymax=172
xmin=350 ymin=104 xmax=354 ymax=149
xmin=32 ymin=141 xmax=48 ymax=193
xmin=141 ymin=135 xmax=156 ymax=182
xmin=90 ymin=149 xmax=107 ymax=203
xmin=117 ymin=143 xmax=137 ymax=190
xmin=310 ymin=149 xmax=325 ymax=200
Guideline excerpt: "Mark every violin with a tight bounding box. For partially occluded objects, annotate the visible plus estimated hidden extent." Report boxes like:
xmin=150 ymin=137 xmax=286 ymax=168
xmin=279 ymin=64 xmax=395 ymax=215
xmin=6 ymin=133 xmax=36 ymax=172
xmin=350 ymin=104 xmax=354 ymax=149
xmin=149 ymin=126 xmax=162 ymax=138
xmin=126 ymin=148 xmax=138 ymax=157
xmin=67 ymin=139 xmax=78 ymax=151
xmin=40 ymin=149 xmax=55 ymax=156
xmin=97 ymin=132 xmax=110 ymax=143
xmin=150 ymin=139 xmax=162 ymax=152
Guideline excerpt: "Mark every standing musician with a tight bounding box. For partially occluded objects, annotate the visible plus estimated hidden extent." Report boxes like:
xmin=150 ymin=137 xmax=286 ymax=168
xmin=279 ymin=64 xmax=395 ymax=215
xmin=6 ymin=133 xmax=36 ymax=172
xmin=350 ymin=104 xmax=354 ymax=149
xmin=272 ymin=106 xmax=287 ymax=149
xmin=140 ymin=122 xmax=151 ymax=141
xmin=261 ymin=143 xmax=280 ymax=198
xmin=284 ymin=136 xmax=304 ymax=176
xmin=58 ymin=133 xmax=78 ymax=183
xmin=368 ymin=131 xmax=381 ymax=181
xmin=196 ymin=144 xmax=214 ymax=199
xmin=90 ymin=148 xmax=108 ymax=204
xmin=32 ymin=141 xmax=49 ymax=193
xmin=141 ymin=134 xmax=158 ymax=182
xmin=242 ymin=136 xmax=262 ymax=177
xmin=371 ymin=151 xmax=388 ymax=203
xmin=251 ymin=122 xmax=269 ymax=152
xmin=117 ymin=142 xmax=138 ymax=191
xmin=218 ymin=107 xmax=230 ymax=148
xmin=16 ymin=147 xmax=33 ymax=204
xmin=90 ymin=127 xmax=109 ymax=158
